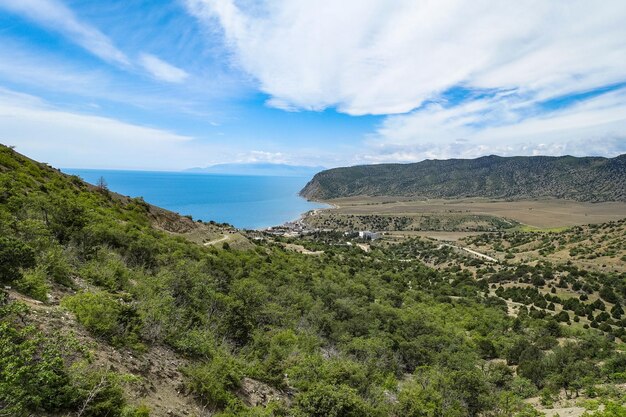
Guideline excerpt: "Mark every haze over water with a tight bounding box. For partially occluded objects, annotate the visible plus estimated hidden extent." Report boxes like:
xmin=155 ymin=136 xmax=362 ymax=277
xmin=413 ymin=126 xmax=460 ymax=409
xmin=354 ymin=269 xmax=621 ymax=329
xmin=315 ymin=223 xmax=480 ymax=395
xmin=65 ymin=169 xmax=326 ymax=230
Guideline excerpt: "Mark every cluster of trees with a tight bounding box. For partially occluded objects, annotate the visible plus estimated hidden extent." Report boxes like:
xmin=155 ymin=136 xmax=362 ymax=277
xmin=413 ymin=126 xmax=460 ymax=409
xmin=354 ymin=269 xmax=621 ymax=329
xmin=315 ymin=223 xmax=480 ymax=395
xmin=466 ymin=219 xmax=626 ymax=263
xmin=308 ymin=212 xmax=514 ymax=233
xmin=1 ymin=145 xmax=625 ymax=416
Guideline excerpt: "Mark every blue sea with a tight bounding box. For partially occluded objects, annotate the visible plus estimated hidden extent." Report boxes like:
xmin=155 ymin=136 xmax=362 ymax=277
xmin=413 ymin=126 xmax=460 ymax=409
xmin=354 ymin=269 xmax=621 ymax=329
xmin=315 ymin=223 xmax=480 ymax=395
xmin=63 ymin=169 xmax=326 ymax=230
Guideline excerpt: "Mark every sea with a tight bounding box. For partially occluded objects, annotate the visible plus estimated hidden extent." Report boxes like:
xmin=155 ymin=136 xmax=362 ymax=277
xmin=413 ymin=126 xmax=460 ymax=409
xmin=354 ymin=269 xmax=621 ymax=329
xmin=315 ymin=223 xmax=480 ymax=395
xmin=63 ymin=169 xmax=327 ymax=230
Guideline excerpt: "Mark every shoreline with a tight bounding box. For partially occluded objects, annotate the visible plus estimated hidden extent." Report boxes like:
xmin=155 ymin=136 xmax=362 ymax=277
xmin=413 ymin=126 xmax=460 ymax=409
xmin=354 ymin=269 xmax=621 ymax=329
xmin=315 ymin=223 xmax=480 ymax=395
xmin=258 ymin=200 xmax=337 ymax=232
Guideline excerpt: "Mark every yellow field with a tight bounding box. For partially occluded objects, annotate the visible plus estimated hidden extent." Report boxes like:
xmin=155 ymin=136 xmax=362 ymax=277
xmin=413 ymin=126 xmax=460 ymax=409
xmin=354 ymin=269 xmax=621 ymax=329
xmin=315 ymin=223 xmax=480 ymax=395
xmin=315 ymin=197 xmax=626 ymax=229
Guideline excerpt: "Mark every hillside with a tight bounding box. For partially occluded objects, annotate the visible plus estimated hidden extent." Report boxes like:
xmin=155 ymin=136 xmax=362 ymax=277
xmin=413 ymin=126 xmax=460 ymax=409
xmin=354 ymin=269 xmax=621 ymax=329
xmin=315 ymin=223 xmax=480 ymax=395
xmin=2 ymin=144 xmax=626 ymax=417
xmin=300 ymin=154 xmax=626 ymax=202
xmin=462 ymin=219 xmax=626 ymax=272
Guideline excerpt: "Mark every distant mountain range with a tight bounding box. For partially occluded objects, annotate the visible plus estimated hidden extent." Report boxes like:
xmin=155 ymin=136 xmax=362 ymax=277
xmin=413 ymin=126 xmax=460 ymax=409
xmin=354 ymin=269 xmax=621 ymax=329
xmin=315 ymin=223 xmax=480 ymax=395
xmin=300 ymin=154 xmax=626 ymax=202
xmin=187 ymin=162 xmax=324 ymax=177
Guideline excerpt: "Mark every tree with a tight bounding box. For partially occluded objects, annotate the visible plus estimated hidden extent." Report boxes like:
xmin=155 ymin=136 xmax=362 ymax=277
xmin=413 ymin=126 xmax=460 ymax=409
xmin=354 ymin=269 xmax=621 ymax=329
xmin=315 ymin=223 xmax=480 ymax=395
xmin=96 ymin=176 xmax=109 ymax=193
xmin=611 ymin=303 xmax=624 ymax=319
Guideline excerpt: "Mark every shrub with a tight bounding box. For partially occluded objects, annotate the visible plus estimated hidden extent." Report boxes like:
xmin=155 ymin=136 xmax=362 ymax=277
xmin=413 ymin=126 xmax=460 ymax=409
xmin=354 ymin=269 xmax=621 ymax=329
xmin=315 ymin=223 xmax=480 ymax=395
xmin=80 ymin=251 xmax=131 ymax=291
xmin=39 ymin=244 xmax=73 ymax=286
xmin=15 ymin=267 xmax=50 ymax=301
xmin=535 ymin=335 xmax=558 ymax=350
xmin=510 ymin=376 xmax=538 ymax=399
xmin=62 ymin=291 xmax=122 ymax=339
xmin=0 ymin=304 xmax=74 ymax=415
xmin=0 ymin=294 xmax=140 ymax=417
xmin=183 ymin=351 xmax=243 ymax=410
xmin=555 ymin=311 xmax=571 ymax=323
xmin=0 ymin=236 xmax=36 ymax=283
xmin=582 ymin=402 xmax=626 ymax=416
xmin=69 ymin=366 xmax=128 ymax=417
xmin=61 ymin=291 xmax=144 ymax=349
xmin=294 ymin=384 xmax=368 ymax=417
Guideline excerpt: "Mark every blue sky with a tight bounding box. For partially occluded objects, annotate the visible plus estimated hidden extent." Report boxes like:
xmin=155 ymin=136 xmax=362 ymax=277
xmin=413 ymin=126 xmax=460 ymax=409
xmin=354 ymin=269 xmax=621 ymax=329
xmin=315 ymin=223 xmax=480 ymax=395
xmin=0 ymin=0 xmax=625 ymax=170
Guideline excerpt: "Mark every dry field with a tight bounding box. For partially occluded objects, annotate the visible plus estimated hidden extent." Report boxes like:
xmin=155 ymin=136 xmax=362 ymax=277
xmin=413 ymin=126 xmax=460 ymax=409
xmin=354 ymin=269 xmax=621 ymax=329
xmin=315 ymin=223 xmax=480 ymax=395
xmin=385 ymin=230 xmax=484 ymax=241
xmin=313 ymin=197 xmax=626 ymax=229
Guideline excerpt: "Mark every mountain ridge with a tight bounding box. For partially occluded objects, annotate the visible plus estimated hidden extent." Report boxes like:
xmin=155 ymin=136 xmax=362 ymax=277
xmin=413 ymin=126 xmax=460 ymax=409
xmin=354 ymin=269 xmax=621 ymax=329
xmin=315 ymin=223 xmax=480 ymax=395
xmin=300 ymin=154 xmax=626 ymax=202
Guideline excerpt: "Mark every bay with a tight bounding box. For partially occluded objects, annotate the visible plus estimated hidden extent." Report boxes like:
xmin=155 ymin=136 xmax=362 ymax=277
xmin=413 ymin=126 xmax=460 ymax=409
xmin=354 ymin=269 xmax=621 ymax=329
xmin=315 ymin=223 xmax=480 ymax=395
xmin=63 ymin=169 xmax=326 ymax=230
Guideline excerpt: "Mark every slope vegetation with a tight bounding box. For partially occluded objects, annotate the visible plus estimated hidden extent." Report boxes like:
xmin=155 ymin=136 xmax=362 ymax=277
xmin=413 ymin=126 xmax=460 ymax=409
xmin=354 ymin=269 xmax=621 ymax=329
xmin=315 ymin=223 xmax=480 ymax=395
xmin=301 ymin=154 xmax=626 ymax=202
xmin=1 ymin=144 xmax=625 ymax=417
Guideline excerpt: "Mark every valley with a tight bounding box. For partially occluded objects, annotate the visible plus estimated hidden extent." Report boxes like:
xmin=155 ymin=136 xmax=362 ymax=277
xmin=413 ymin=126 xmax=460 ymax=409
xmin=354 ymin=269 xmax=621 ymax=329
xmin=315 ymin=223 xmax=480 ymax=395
xmin=302 ymin=197 xmax=626 ymax=232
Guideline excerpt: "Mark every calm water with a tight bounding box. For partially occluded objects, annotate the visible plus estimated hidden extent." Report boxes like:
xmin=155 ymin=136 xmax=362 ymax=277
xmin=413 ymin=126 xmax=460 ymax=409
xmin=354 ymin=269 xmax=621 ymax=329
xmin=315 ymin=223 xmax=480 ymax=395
xmin=64 ymin=169 xmax=326 ymax=230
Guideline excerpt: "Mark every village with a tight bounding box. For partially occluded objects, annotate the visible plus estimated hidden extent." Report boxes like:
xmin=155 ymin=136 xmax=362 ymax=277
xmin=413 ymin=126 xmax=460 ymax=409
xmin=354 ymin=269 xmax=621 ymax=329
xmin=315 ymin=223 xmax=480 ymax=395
xmin=261 ymin=216 xmax=380 ymax=241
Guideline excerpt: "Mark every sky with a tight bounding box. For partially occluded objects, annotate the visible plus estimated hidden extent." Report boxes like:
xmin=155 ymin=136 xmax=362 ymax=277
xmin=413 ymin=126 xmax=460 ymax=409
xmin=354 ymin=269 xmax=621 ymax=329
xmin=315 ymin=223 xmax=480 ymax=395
xmin=0 ymin=0 xmax=625 ymax=170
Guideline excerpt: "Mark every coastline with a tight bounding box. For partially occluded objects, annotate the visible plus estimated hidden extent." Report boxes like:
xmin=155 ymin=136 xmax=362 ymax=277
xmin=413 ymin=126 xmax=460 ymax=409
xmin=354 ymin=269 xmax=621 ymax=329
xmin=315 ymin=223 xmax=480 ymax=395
xmin=261 ymin=199 xmax=336 ymax=232
xmin=65 ymin=169 xmax=322 ymax=230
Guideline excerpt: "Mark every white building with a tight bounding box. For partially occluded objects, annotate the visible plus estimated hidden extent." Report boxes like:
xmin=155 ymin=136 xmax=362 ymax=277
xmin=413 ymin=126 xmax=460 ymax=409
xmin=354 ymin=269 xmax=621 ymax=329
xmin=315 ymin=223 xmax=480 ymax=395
xmin=358 ymin=231 xmax=379 ymax=240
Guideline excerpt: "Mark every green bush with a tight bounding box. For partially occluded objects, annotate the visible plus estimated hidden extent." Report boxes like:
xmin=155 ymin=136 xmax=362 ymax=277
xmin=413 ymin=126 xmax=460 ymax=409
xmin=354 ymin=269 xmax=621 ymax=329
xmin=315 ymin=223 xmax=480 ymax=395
xmin=0 ymin=236 xmax=35 ymax=283
xmin=68 ymin=364 xmax=132 ymax=417
xmin=294 ymin=383 xmax=369 ymax=417
xmin=510 ymin=376 xmax=538 ymax=399
xmin=80 ymin=250 xmax=131 ymax=291
xmin=62 ymin=291 xmax=144 ymax=349
xmin=582 ymin=402 xmax=626 ymax=416
xmin=15 ymin=266 xmax=49 ymax=301
xmin=0 ymin=302 xmax=73 ymax=415
xmin=38 ymin=244 xmax=73 ymax=286
xmin=183 ymin=351 xmax=243 ymax=410
xmin=124 ymin=404 xmax=151 ymax=417
xmin=0 ymin=296 xmax=137 ymax=416
xmin=62 ymin=291 xmax=122 ymax=339
xmin=396 ymin=380 xmax=448 ymax=417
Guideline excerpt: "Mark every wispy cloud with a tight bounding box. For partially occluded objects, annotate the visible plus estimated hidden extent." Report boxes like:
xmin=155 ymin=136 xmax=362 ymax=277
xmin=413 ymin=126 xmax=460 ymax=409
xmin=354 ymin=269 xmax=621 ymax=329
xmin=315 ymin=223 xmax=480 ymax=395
xmin=187 ymin=0 xmax=626 ymax=162
xmin=139 ymin=53 xmax=189 ymax=83
xmin=2 ymin=0 xmax=624 ymax=169
xmin=0 ymin=38 xmax=239 ymax=118
xmin=186 ymin=1 xmax=626 ymax=117
xmin=361 ymin=87 xmax=626 ymax=162
xmin=0 ymin=88 xmax=210 ymax=170
xmin=0 ymin=0 xmax=129 ymax=66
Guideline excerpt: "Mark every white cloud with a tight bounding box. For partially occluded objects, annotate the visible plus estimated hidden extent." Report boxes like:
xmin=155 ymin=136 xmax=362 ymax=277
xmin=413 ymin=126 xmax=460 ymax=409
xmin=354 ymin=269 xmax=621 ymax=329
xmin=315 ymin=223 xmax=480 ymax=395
xmin=186 ymin=0 xmax=626 ymax=163
xmin=0 ymin=88 xmax=212 ymax=170
xmin=139 ymin=54 xmax=189 ymax=83
xmin=0 ymin=0 xmax=129 ymax=66
xmin=0 ymin=39 xmax=248 ymax=116
xmin=0 ymin=1 xmax=195 ymax=86
xmin=361 ymin=88 xmax=626 ymax=162
xmin=186 ymin=0 xmax=626 ymax=116
xmin=238 ymin=150 xmax=287 ymax=163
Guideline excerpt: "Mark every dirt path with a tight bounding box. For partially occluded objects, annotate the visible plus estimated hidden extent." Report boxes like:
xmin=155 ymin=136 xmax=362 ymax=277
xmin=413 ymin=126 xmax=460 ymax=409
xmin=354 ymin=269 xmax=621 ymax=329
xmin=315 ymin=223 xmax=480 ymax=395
xmin=283 ymin=243 xmax=324 ymax=255
xmin=438 ymin=243 xmax=498 ymax=262
xmin=357 ymin=243 xmax=371 ymax=252
xmin=204 ymin=234 xmax=230 ymax=246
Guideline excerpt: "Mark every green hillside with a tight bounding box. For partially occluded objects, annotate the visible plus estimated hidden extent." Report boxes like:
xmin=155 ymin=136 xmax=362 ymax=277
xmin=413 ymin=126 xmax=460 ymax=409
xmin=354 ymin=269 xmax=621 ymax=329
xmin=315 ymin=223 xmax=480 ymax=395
xmin=300 ymin=154 xmax=626 ymax=202
xmin=1 ymin=144 xmax=625 ymax=417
